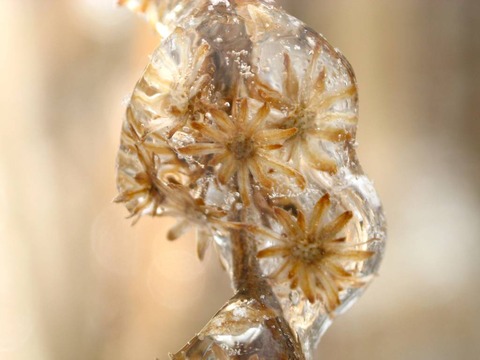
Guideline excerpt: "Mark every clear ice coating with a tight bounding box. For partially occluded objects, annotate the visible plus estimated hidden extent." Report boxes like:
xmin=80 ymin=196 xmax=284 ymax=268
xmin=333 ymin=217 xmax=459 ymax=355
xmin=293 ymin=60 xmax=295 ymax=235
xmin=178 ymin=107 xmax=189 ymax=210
xmin=115 ymin=0 xmax=386 ymax=359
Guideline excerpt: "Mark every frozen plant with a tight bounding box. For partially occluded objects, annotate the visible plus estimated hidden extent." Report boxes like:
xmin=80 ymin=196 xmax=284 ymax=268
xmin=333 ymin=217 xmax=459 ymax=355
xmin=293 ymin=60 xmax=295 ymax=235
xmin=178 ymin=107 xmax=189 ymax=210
xmin=115 ymin=0 xmax=386 ymax=359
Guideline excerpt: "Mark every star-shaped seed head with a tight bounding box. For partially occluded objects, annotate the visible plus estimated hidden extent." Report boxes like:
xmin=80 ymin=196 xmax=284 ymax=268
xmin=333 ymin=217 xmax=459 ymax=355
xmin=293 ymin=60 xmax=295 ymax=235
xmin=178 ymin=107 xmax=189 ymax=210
xmin=253 ymin=45 xmax=358 ymax=174
xmin=179 ymin=98 xmax=305 ymax=205
xmin=258 ymin=194 xmax=374 ymax=312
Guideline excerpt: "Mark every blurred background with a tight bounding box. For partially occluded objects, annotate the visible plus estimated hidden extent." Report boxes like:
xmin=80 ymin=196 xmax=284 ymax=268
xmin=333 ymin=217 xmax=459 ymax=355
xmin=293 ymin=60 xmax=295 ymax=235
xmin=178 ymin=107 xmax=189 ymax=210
xmin=1 ymin=0 xmax=479 ymax=359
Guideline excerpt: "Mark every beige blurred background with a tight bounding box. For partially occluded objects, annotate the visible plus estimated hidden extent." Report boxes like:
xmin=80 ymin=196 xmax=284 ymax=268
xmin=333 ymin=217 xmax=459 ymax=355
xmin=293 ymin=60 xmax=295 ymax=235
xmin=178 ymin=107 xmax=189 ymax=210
xmin=1 ymin=0 xmax=479 ymax=359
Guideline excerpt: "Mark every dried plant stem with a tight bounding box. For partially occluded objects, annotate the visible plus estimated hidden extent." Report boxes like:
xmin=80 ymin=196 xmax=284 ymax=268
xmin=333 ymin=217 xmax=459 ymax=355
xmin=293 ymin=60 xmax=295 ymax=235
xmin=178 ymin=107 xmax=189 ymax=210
xmin=230 ymin=227 xmax=305 ymax=359
xmin=231 ymin=228 xmax=260 ymax=295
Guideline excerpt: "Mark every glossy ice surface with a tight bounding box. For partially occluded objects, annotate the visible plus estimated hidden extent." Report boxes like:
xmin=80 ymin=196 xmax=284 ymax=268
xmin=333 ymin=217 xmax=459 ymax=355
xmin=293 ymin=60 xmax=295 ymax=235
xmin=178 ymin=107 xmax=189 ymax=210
xmin=116 ymin=0 xmax=386 ymax=358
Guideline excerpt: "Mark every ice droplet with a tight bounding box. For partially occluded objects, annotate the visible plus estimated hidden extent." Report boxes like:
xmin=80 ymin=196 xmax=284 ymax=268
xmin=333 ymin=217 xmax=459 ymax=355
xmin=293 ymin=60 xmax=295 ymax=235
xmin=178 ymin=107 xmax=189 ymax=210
xmin=289 ymin=290 xmax=300 ymax=306
xmin=232 ymin=306 xmax=247 ymax=318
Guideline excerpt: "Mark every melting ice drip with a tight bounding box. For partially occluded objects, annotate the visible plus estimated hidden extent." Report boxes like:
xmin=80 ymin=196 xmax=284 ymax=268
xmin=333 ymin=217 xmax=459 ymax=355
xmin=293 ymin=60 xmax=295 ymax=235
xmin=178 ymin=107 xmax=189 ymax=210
xmin=115 ymin=0 xmax=386 ymax=359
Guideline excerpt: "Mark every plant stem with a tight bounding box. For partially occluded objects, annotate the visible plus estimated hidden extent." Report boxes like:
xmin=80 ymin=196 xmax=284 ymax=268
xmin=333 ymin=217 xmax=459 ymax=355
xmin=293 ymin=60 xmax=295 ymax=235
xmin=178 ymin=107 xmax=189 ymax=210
xmin=230 ymin=227 xmax=306 ymax=359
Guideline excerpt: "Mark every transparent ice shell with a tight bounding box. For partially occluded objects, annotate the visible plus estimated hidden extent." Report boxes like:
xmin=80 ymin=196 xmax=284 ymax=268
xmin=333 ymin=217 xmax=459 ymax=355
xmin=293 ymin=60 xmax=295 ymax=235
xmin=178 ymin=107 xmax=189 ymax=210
xmin=116 ymin=1 xmax=386 ymax=359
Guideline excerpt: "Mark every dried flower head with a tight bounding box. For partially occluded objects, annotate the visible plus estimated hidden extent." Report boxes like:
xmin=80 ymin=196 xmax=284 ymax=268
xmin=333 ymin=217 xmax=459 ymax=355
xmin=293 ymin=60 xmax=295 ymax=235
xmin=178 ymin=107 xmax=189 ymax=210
xmin=179 ymin=98 xmax=305 ymax=205
xmin=134 ymin=28 xmax=213 ymax=139
xmin=162 ymin=182 xmax=228 ymax=259
xmin=115 ymin=111 xmax=178 ymax=223
xmin=116 ymin=143 xmax=225 ymax=259
xmin=257 ymin=193 xmax=373 ymax=312
xmin=254 ymin=45 xmax=357 ymax=174
xmin=116 ymin=107 xmax=228 ymax=251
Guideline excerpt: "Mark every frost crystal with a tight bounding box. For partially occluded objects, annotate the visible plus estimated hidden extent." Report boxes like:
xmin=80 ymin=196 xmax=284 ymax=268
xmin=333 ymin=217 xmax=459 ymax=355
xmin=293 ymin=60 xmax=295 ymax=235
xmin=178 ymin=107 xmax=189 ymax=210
xmin=116 ymin=0 xmax=386 ymax=359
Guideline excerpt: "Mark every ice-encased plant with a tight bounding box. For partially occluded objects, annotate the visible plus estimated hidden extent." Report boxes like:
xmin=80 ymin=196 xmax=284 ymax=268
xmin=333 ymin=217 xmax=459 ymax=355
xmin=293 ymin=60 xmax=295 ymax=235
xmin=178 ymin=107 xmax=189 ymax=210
xmin=115 ymin=0 xmax=386 ymax=359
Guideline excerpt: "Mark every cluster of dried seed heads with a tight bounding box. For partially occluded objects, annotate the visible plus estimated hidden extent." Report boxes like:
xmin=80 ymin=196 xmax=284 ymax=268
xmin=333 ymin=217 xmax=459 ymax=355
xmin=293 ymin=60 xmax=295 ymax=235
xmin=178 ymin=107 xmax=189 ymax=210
xmin=116 ymin=23 xmax=372 ymax=312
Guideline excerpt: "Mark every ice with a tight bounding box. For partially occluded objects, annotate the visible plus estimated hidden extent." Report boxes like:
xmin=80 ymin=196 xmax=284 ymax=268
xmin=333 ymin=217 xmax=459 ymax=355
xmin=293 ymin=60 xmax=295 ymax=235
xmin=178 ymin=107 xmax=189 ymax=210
xmin=116 ymin=0 xmax=386 ymax=359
